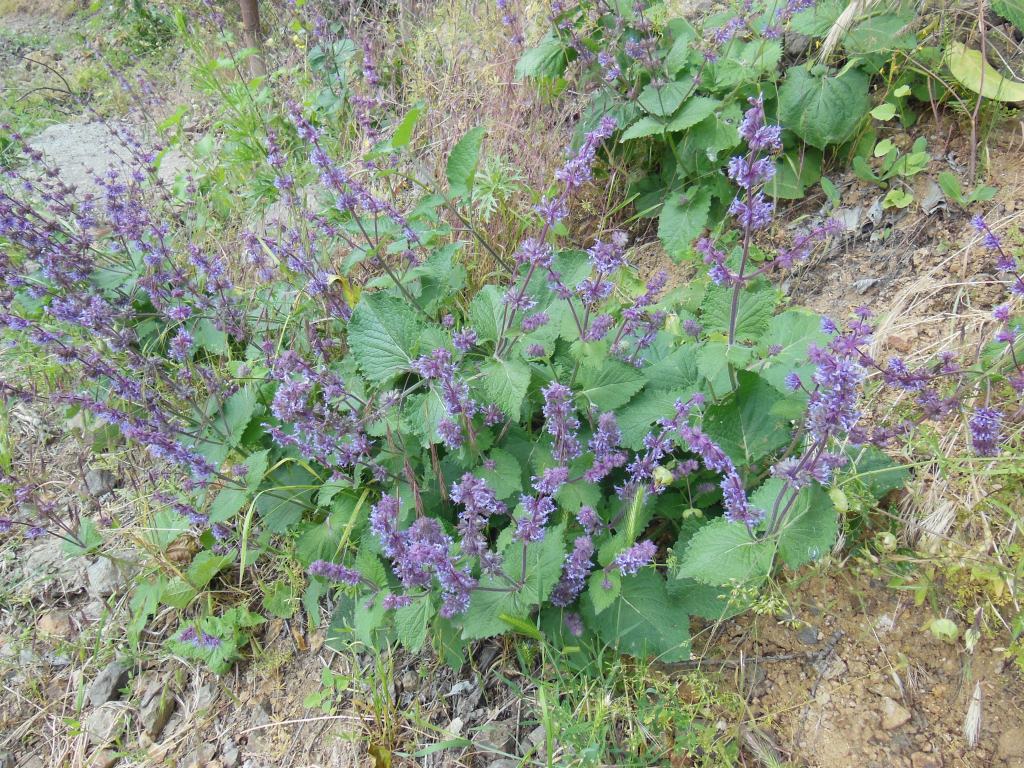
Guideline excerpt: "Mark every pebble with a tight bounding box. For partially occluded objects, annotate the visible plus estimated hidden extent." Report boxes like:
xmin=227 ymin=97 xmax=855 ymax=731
xmin=83 ymin=703 xmax=127 ymax=746
xmin=910 ymin=752 xmax=942 ymax=768
xmin=88 ymin=749 xmax=119 ymax=768
xmin=37 ymin=609 xmax=73 ymax=638
xmin=999 ymin=727 xmax=1024 ymax=760
xmin=476 ymin=719 xmax=515 ymax=753
xmin=86 ymin=661 xmax=130 ymax=707
xmin=181 ymin=743 xmax=216 ymax=768
xmin=87 ymin=557 xmax=133 ymax=599
xmin=84 ymin=468 xmax=117 ymax=498
xmin=138 ymin=681 xmax=176 ymax=740
xmin=881 ymin=697 xmax=912 ymax=730
xmin=797 ymin=626 xmax=819 ymax=645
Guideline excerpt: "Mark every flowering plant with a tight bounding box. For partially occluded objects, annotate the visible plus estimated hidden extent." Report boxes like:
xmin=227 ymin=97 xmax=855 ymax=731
xmin=0 ymin=17 xmax=1013 ymax=668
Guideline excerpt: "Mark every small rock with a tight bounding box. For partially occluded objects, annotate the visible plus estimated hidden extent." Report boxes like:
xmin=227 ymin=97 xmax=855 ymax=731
xmin=797 ymin=626 xmax=819 ymax=645
xmin=87 ymin=661 xmax=129 ymax=707
xmin=477 ymin=720 xmax=515 ymax=753
xmin=854 ymin=277 xmax=880 ymax=295
xmin=527 ymin=724 xmax=546 ymax=748
xmin=999 ymin=727 xmax=1024 ymax=759
xmin=138 ymin=683 xmax=176 ymax=740
xmin=447 ymin=716 xmax=464 ymax=737
xmin=220 ymin=740 xmax=241 ymax=768
xmin=193 ymin=682 xmax=219 ymax=712
xmin=834 ymin=206 xmax=863 ymax=232
xmin=181 ymin=743 xmax=216 ymax=768
xmin=881 ymin=697 xmax=912 ymax=730
xmin=911 ymin=752 xmax=942 ymax=768
xmin=84 ymin=468 xmax=117 ymax=498
xmin=88 ymin=749 xmax=119 ymax=768
xmin=87 ymin=557 xmax=133 ymax=599
xmin=0 ymin=751 xmax=14 ymax=768
xmin=83 ymin=703 xmax=127 ymax=746
xmin=38 ymin=609 xmax=74 ymax=638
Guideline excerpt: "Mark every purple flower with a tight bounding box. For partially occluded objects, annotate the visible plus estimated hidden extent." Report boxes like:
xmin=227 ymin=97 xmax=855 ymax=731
xmin=683 ymin=318 xmax=702 ymax=338
xmin=450 ymin=473 xmax=505 ymax=556
xmin=542 ymin=381 xmax=581 ymax=462
xmin=551 ymin=535 xmax=594 ymax=606
xmin=168 ymin=328 xmax=193 ymax=362
xmin=515 ymin=493 xmax=556 ymax=542
xmin=564 ymin=612 xmax=585 ymax=637
xmin=612 ymin=540 xmax=657 ymax=576
xmin=969 ymin=407 xmax=1002 ymax=457
xmin=453 ymin=328 xmax=478 ymax=352
xmin=533 ymin=465 xmax=570 ymax=496
xmin=582 ymin=314 xmax=614 ymax=341
xmin=738 ymin=95 xmax=783 ymax=153
xmin=438 ymin=418 xmax=464 ymax=449
xmin=728 ymin=193 xmax=774 ymax=230
xmin=727 ymin=156 xmax=776 ymax=190
xmin=577 ymin=506 xmax=603 ymax=535
xmin=521 ymin=312 xmax=550 ymax=332
xmin=587 ymin=237 xmax=627 ymax=273
xmin=526 ymin=343 xmax=546 ymax=358
xmin=308 ymin=560 xmax=362 ymax=585
xmin=585 ymin=412 xmax=626 ymax=482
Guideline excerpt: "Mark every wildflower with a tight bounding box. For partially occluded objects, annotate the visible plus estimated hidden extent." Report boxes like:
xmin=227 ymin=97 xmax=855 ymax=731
xmin=969 ymin=407 xmax=1002 ymax=457
xmin=308 ymin=560 xmax=362 ymax=585
xmin=564 ymin=612 xmax=585 ymax=637
xmin=542 ymin=381 xmax=581 ymax=462
xmin=450 ymin=474 xmax=505 ymax=556
xmin=612 ymin=539 xmax=657 ymax=575
xmin=551 ymin=535 xmax=595 ymax=606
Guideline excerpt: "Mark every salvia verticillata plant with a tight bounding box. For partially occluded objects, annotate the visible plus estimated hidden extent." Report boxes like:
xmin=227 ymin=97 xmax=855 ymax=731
xmin=0 ymin=7 xmax=1018 ymax=670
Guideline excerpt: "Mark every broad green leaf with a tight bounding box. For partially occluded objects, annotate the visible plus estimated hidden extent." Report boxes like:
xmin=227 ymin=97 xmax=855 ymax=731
xmin=641 ymin=343 xmax=701 ymax=391
xmin=666 ymin=96 xmax=721 ymax=132
xmin=765 ymin=147 xmax=823 ymax=200
xmin=587 ymin=569 xmax=621 ymax=615
xmin=514 ymin=32 xmax=572 ymax=80
xmin=582 ymin=570 xmax=691 ymax=661
xmin=348 ymin=293 xmax=423 ymax=382
xmin=576 ymin=360 xmax=646 ymax=410
xmin=753 ymin=479 xmax=837 ymax=569
xmin=711 ymin=40 xmax=782 ymax=90
xmin=790 ymin=0 xmax=843 ymax=35
xmin=145 ymin=509 xmax=189 ymax=552
xmin=658 ymin=187 xmax=712 ymax=261
xmin=209 ymin=487 xmax=248 ymax=523
xmin=63 ymin=518 xmax=103 ymax=556
xmin=844 ymin=12 xmax=916 ymax=54
xmin=186 ymin=550 xmax=236 ymax=589
xmin=446 ymin=126 xmax=486 ymax=198
xmin=462 ymin=524 xmax=566 ymax=640
xmin=700 ymin=281 xmax=777 ymax=342
xmin=263 ymin=580 xmax=297 ymax=618
xmin=778 ymin=66 xmax=871 ymax=149
xmin=944 ymin=42 xmax=1024 ymax=102
xmin=871 ymin=103 xmax=898 ymax=121
xmin=620 ymin=116 xmax=669 ymax=142
xmin=638 ymin=80 xmax=691 ymax=117
xmin=664 ymin=21 xmax=697 ymax=74
xmin=993 ymin=0 xmax=1024 ymax=31
xmin=752 ymin=309 xmax=828 ymax=395
xmin=845 ymin=445 xmax=908 ymax=499
xmin=468 ymin=284 xmax=505 ymax=343
xmin=667 ymin=577 xmax=746 ymax=621
xmin=255 ymin=462 xmax=318 ymax=533
xmin=474 ymin=448 xmax=523 ymax=499
xmin=703 ymin=371 xmax=790 ymax=465
xmin=676 ymin=518 xmax=773 ymax=587
xmin=395 ymin=598 xmax=432 ymax=652
xmin=480 ymin=357 xmax=531 ymax=420
xmin=391 ymin=105 xmax=423 ymax=148
xmin=617 ymin=388 xmax=694 ymax=450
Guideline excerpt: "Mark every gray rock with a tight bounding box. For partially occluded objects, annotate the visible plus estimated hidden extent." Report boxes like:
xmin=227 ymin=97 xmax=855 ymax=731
xmin=193 ymin=682 xmax=219 ymax=713
xmin=221 ymin=740 xmax=241 ymax=768
xmin=181 ymin=743 xmax=216 ymax=768
xmin=84 ymin=468 xmax=117 ymax=498
xmin=477 ymin=719 xmax=515 ymax=753
xmin=797 ymin=626 xmax=820 ymax=645
xmin=88 ymin=749 xmax=119 ymax=768
xmin=20 ymin=537 xmax=89 ymax=596
xmin=853 ymin=277 xmax=880 ymax=295
xmin=87 ymin=661 xmax=130 ymax=707
xmin=138 ymin=681 xmax=176 ymax=740
xmin=84 ymin=703 xmax=127 ymax=746
xmin=881 ymin=696 xmax=912 ymax=730
xmin=87 ymin=557 xmax=134 ymax=598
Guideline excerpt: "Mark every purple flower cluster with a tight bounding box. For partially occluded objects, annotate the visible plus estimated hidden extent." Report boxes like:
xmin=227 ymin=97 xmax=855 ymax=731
xmin=450 ymin=474 xmax=506 ymax=556
xmin=551 ymin=535 xmax=594 ymax=606
xmin=308 ymin=560 xmax=362 ymax=585
xmin=542 ymin=382 xmax=581 ymax=462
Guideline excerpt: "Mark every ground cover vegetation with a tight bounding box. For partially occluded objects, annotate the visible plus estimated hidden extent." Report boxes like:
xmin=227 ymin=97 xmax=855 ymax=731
xmin=2 ymin=0 xmax=1024 ymax=764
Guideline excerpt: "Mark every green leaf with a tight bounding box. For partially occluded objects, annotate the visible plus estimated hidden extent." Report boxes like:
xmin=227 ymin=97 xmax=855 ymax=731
xmin=711 ymin=40 xmax=782 ymax=90
xmin=255 ymin=461 xmax=317 ymax=533
xmin=63 ymin=518 xmax=103 ymax=556
xmin=664 ymin=22 xmax=697 ymax=74
xmin=498 ymin=613 xmax=544 ymax=640
xmin=703 ymin=371 xmax=791 ymax=465
xmin=753 ymin=309 xmax=828 ymax=395
xmin=474 ymin=448 xmax=523 ymax=499
xmin=588 ymin=569 xmax=621 ymax=615
xmin=468 ymin=284 xmax=504 ymax=343
xmin=658 ymin=187 xmax=712 ymax=261
xmin=145 ymin=509 xmax=189 ymax=552
xmin=348 ymin=293 xmax=422 ymax=382
xmin=790 ymin=0 xmax=843 ymax=35
xmin=264 ymin=580 xmax=297 ymax=618
xmin=514 ymin=32 xmax=572 ymax=80
xmin=576 ymin=360 xmax=646 ymax=411
xmin=620 ymin=116 xmax=670 ymax=142
xmin=193 ymin=318 xmax=228 ymax=354
xmin=765 ymin=147 xmax=822 ymax=200
xmin=676 ymin=518 xmax=773 ymax=587
xmin=186 ymin=550 xmax=236 ymax=590
xmin=871 ymin=103 xmax=897 ymax=121
xmin=462 ymin=524 xmax=566 ymax=640
xmin=480 ymin=357 xmax=532 ymax=420
xmin=778 ymin=66 xmax=871 ymax=149
xmin=753 ymin=479 xmax=837 ymax=569
xmin=700 ymin=281 xmax=777 ymax=342
xmin=617 ymin=388 xmax=695 ymax=450
xmin=582 ymin=570 xmax=691 ymax=661
xmin=844 ymin=12 xmax=916 ymax=54
xmin=209 ymin=487 xmax=249 ymax=523
xmin=391 ymin=105 xmax=423 ymax=148
xmin=638 ymin=80 xmax=691 ymax=117
xmin=845 ymin=445 xmax=908 ymax=499
xmin=219 ymin=386 xmax=257 ymax=449
xmin=993 ymin=0 xmax=1024 ymax=31
xmin=395 ymin=598 xmax=432 ymax=652
xmin=944 ymin=42 xmax=1024 ymax=102
xmin=666 ymin=96 xmax=721 ymax=132
xmin=446 ymin=126 xmax=486 ymax=198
